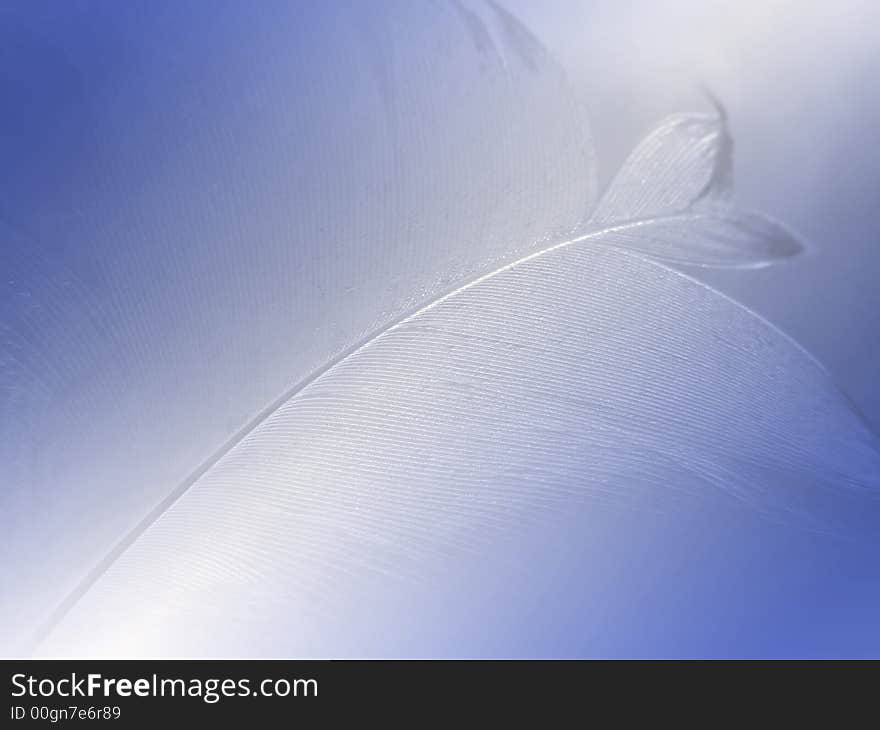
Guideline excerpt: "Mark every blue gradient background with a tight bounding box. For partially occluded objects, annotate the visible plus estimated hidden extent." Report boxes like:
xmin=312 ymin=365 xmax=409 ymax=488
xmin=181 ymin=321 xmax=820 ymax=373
xmin=1 ymin=0 xmax=878 ymax=657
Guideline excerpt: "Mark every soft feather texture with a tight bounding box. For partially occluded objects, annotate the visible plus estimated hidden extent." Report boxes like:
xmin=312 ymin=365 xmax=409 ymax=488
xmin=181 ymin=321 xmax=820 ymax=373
xmin=1 ymin=0 xmax=876 ymax=656
xmin=40 ymin=242 xmax=880 ymax=656
xmin=1 ymin=0 xmax=596 ymax=649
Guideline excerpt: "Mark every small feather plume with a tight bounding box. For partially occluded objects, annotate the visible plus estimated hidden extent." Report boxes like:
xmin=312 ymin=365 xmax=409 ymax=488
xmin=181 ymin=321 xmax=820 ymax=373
xmin=587 ymin=102 xmax=803 ymax=268
xmin=588 ymin=207 xmax=803 ymax=268
xmin=592 ymin=109 xmax=733 ymax=224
